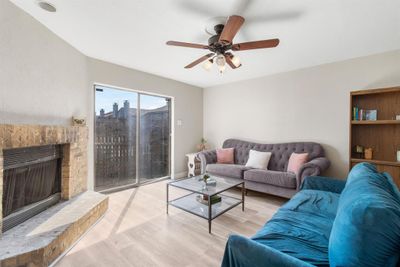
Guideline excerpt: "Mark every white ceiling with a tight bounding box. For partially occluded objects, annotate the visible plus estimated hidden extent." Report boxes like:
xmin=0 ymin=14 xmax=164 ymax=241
xmin=10 ymin=0 xmax=400 ymax=88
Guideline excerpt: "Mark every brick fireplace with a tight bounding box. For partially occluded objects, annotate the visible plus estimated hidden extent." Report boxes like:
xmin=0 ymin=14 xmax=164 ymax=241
xmin=0 ymin=124 xmax=108 ymax=266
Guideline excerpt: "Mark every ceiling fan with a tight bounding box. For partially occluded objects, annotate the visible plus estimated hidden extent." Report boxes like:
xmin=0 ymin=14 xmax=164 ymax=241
xmin=166 ymin=15 xmax=279 ymax=73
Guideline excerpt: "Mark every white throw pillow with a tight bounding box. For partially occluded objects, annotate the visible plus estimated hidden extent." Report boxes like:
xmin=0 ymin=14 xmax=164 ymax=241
xmin=245 ymin=150 xmax=272 ymax=169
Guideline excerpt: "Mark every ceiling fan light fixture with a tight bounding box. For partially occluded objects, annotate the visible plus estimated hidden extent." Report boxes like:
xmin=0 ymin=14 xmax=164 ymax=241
xmin=231 ymin=55 xmax=241 ymax=67
xmin=202 ymin=59 xmax=213 ymax=71
xmin=217 ymin=64 xmax=226 ymax=74
xmin=215 ymin=54 xmax=226 ymax=74
xmin=215 ymin=54 xmax=226 ymax=67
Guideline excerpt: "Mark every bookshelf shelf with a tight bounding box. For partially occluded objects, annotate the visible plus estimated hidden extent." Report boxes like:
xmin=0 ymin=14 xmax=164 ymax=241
xmin=351 ymin=120 xmax=400 ymax=125
xmin=351 ymin=158 xmax=400 ymax=167
xmin=350 ymin=86 xmax=400 ymax=188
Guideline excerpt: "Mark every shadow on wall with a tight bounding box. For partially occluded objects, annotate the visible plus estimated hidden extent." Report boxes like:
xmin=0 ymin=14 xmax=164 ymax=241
xmin=0 ymin=111 xmax=74 ymax=126
xmin=366 ymin=73 xmax=400 ymax=90
xmin=320 ymin=143 xmax=348 ymax=179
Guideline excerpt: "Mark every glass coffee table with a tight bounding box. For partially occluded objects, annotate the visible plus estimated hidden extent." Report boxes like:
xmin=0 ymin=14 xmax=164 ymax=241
xmin=166 ymin=175 xmax=245 ymax=233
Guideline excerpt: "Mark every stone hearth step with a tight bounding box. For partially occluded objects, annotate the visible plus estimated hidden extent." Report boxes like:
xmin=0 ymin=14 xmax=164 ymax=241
xmin=0 ymin=191 xmax=108 ymax=267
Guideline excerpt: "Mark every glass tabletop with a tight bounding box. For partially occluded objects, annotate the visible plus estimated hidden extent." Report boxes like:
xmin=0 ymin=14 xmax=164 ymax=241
xmin=168 ymin=175 xmax=244 ymax=196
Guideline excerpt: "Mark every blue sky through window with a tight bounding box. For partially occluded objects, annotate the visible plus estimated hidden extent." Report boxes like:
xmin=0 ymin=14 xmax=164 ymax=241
xmin=95 ymin=85 xmax=168 ymax=115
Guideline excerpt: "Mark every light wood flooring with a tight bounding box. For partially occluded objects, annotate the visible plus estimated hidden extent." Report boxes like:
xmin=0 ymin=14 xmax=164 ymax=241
xmin=56 ymin=180 xmax=286 ymax=267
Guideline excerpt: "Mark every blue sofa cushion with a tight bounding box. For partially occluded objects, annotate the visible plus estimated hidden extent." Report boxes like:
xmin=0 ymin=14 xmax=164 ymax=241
xmin=251 ymin=189 xmax=340 ymax=266
xmin=222 ymin=235 xmax=315 ymax=267
xmin=329 ymin=163 xmax=400 ymax=267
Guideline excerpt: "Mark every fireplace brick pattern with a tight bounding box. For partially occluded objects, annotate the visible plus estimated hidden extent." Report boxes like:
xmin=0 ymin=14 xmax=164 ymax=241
xmin=0 ymin=124 xmax=88 ymax=234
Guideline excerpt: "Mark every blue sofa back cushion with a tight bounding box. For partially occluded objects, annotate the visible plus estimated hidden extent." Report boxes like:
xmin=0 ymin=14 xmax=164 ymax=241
xmin=329 ymin=163 xmax=400 ymax=267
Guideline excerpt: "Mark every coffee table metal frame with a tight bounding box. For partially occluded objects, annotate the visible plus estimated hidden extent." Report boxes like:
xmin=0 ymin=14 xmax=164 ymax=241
xmin=166 ymin=176 xmax=245 ymax=233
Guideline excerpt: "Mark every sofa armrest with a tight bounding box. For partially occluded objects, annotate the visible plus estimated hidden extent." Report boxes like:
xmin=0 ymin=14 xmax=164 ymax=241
xmin=296 ymin=157 xmax=330 ymax=189
xmin=301 ymin=176 xmax=346 ymax=194
xmin=197 ymin=149 xmax=217 ymax=174
xmin=221 ymin=235 xmax=315 ymax=267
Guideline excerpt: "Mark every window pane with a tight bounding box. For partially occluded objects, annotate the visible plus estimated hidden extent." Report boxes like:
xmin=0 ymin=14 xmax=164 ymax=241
xmin=95 ymin=86 xmax=138 ymax=190
xmin=139 ymin=94 xmax=171 ymax=182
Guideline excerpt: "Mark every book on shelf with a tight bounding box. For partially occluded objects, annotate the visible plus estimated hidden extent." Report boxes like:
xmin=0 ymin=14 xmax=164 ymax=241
xmin=196 ymin=194 xmax=222 ymax=205
xmin=352 ymin=107 xmax=377 ymax=121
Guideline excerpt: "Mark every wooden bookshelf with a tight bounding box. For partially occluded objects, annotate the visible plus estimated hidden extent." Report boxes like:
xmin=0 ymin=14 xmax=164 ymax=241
xmin=350 ymin=86 xmax=400 ymax=188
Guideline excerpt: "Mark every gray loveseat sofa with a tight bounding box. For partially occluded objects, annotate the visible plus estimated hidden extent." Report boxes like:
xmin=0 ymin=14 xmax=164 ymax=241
xmin=197 ymin=139 xmax=330 ymax=198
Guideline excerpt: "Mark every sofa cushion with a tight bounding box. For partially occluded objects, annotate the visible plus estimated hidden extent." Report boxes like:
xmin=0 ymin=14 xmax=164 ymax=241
xmin=287 ymin=152 xmax=309 ymax=174
xmin=206 ymin=164 xmax=249 ymax=179
xmin=216 ymin=148 xmax=234 ymax=164
xmin=244 ymin=169 xmax=297 ymax=189
xmin=251 ymin=189 xmax=340 ymax=266
xmin=245 ymin=150 xmax=272 ymax=169
xmin=329 ymin=163 xmax=400 ymax=267
xmin=282 ymin=189 xmax=340 ymax=219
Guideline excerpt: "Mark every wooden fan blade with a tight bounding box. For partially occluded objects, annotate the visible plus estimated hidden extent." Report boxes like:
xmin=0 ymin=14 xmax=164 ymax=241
xmin=232 ymin=39 xmax=280 ymax=51
xmin=185 ymin=53 xmax=214 ymax=69
xmin=219 ymin=15 xmax=245 ymax=44
xmin=166 ymin=41 xmax=209 ymax=49
xmin=224 ymin=54 xmax=241 ymax=69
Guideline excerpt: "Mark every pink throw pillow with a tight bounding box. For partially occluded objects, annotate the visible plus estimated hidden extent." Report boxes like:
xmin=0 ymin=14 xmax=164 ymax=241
xmin=216 ymin=148 xmax=234 ymax=164
xmin=287 ymin=153 xmax=309 ymax=174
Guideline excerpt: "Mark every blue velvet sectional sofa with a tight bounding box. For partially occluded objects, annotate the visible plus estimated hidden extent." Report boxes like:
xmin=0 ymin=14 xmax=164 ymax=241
xmin=221 ymin=163 xmax=400 ymax=267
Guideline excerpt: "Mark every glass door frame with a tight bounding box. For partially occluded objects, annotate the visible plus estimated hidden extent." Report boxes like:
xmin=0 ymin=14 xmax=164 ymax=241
xmin=93 ymin=83 xmax=174 ymax=193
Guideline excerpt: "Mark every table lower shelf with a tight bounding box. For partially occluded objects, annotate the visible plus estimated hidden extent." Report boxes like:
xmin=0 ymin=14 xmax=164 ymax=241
xmin=169 ymin=193 xmax=242 ymax=220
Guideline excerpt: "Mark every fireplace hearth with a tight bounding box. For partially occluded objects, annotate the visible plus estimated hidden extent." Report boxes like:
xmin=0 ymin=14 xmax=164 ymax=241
xmin=2 ymin=145 xmax=62 ymax=232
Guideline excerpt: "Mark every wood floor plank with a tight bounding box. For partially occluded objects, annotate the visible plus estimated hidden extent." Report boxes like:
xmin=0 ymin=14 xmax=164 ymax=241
xmin=56 ymin=180 xmax=285 ymax=267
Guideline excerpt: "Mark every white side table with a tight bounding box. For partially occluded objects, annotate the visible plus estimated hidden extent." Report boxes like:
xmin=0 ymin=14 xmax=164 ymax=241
xmin=186 ymin=153 xmax=201 ymax=177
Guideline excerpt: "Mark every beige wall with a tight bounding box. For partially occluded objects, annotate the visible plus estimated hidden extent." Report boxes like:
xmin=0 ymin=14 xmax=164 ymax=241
xmin=0 ymin=0 xmax=89 ymax=126
xmin=0 ymin=0 xmax=203 ymax=189
xmin=204 ymin=50 xmax=400 ymax=178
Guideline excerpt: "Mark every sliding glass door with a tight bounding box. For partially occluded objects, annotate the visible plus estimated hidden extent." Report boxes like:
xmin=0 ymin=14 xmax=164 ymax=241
xmin=139 ymin=95 xmax=171 ymax=183
xmin=94 ymin=85 xmax=171 ymax=191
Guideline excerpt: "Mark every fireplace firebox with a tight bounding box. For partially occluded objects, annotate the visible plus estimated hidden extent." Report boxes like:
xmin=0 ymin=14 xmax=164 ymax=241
xmin=2 ymin=145 xmax=62 ymax=232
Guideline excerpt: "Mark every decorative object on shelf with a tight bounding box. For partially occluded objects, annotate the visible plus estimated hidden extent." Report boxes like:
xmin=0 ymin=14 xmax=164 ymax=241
xmin=365 ymin=110 xmax=377 ymax=121
xmin=397 ymin=150 xmax=400 ymax=162
xmin=354 ymin=145 xmax=364 ymax=159
xmin=186 ymin=153 xmax=201 ymax=177
xmin=197 ymin=138 xmax=209 ymax=152
xmin=396 ymin=115 xmax=400 ymax=120
xmin=364 ymin=148 xmax=373 ymax=160
xmin=72 ymin=116 xmax=86 ymax=126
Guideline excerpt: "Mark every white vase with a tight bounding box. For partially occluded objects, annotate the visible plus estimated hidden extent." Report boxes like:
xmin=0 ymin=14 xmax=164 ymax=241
xmin=397 ymin=150 xmax=400 ymax=162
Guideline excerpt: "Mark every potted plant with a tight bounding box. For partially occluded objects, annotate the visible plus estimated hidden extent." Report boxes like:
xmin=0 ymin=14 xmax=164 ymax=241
xmin=197 ymin=138 xmax=209 ymax=152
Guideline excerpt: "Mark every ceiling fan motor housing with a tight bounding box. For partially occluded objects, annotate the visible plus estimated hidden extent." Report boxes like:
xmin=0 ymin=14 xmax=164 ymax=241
xmin=208 ymin=24 xmax=232 ymax=55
